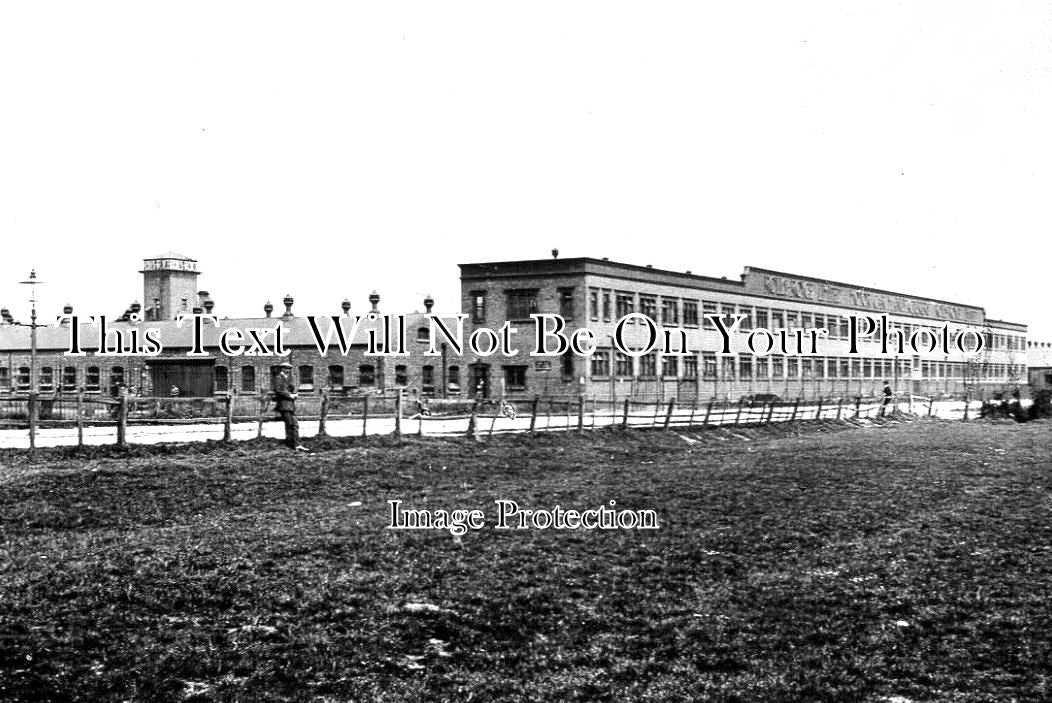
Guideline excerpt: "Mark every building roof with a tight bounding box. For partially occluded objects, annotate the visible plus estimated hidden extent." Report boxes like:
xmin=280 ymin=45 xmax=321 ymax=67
xmin=145 ymin=251 xmax=196 ymax=261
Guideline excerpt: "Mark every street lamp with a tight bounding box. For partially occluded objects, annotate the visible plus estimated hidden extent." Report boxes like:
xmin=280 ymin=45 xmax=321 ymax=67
xmin=17 ymin=269 xmax=44 ymax=450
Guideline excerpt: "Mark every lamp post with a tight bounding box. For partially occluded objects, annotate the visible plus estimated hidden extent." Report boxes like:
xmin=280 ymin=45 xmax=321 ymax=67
xmin=18 ymin=269 xmax=44 ymax=451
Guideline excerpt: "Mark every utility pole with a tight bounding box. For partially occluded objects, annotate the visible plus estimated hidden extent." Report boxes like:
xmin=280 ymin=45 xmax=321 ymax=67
xmin=18 ymin=269 xmax=44 ymax=452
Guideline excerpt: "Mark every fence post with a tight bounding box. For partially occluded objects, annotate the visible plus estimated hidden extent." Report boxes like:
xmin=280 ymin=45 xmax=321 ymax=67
xmin=577 ymin=394 xmax=585 ymax=433
xmin=467 ymin=399 xmax=479 ymax=440
xmin=529 ymin=395 xmax=539 ymax=433
xmin=116 ymin=392 xmax=128 ymax=448
xmin=815 ymin=396 xmax=824 ymax=420
xmin=734 ymin=398 xmax=745 ymax=425
xmin=927 ymin=397 xmax=934 ymax=417
xmin=223 ymin=391 xmax=233 ymax=442
xmin=76 ymin=390 xmax=84 ymax=448
xmin=651 ymin=399 xmax=661 ymax=427
xmin=28 ymin=392 xmax=38 ymax=452
xmin=394 ymin=388 xmax=403 ymax=441
xmin=963 ymin=394 xmax=970 ymax=421
xmin=663 ymin=398 xmax=676 ymax=431
xmin=854 ymin=395 xmax=862 ymax=418
xmin=362 ymin=395 xmax=370 ymax=438
xmin=318 ymin=388 xmax=329 ymax=437
xmin=791 ymin=398 xmax=800 ymax=422
xmin=766 ymin=401 xmax=776 ymax=425
xmin=257 ymin=397 xmax=265 ymax=439
xmin=622 ymin=398 xmax=631 ymax=429
xmin=702 ymin=398 xmax=714 ymax=428
xmin=687 ymin=399 xmax=697 ymax=428
xmin=836 ymin=397 xmax=843 ymax=421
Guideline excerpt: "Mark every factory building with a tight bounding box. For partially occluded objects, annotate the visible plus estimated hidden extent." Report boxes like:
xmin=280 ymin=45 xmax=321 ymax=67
xmin=459 ymin=255 xmax=1028 ymax=401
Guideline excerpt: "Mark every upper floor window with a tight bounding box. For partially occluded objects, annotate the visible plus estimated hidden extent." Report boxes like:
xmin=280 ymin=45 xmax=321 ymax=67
xmin=661 ymin=299 xmax=678 ymax=325
xmin=614 ymin=351 xmax=632 ymax=377
xmin=559 ymin=287 xmax=575 ymax=319
xmin=639 ymin=296 xmax=657 ymax=320
xmin=506 ymin=289 xmax=538 ymax=320
xmin=589 ymin=290 xmax=599 ymax=321
xmin=602 ymin=292 xmax=612 ymax=322
xmin=591 ymin=350 xmax=610 ymax=377
xmin=616 ymin=293 xmax=634 ymax=318
xmin=470 ymin=291 xmax=486 ymax=323
xmin=683 ymin=301 xmax=699 ymax=326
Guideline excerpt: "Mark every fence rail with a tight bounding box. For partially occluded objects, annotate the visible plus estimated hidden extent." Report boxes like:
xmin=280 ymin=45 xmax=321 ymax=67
xmin=0 ymin=389 xmax=994 ymax=451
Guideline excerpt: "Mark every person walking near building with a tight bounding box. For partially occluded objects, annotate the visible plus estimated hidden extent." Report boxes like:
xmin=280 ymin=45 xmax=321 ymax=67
xmin=273 ymin=362 xmax=307 ymax=451
xmin=880 ymin=380 xmax=894 ymax=417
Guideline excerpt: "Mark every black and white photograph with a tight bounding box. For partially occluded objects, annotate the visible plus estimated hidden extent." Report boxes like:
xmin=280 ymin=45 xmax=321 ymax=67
xmin=1 ymin=2 xmax=1050 ymax=701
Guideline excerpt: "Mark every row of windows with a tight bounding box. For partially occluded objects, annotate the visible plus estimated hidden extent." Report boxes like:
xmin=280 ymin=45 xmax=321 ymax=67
xmin=586 ymin=289 xmax=1028 ymax=349
xmin=213 ymin=364 xmax=460 ymax=394
xmin=0 ymin=365 xmax=117 ymax=392
xmin=588 ymin=352 xmax=1025 ymax=382
xmin=470 ymin=288 xmax=576 ymax=323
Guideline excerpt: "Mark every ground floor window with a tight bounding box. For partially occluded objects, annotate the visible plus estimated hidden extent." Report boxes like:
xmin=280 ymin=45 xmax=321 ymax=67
xmin=504 ymin=365 xmax=527 ymax=392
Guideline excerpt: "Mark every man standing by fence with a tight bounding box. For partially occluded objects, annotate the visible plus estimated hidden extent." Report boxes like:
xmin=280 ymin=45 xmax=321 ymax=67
xmin=880 ymin=380 xmax=894 ymax=417
xmin=273 ymin=362 xmax=308 ymax=451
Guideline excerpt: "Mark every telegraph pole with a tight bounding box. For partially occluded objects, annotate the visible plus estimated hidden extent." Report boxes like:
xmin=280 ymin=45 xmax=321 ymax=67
xmin=18 ymin=270 xmax=44 ymax=451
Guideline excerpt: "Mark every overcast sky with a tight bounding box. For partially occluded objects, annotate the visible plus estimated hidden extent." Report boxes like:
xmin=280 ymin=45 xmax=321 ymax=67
xmin=1 ymin=2 xmax=1049 ymax=338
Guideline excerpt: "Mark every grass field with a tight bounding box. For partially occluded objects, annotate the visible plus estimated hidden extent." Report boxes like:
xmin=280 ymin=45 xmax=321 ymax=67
xmin=0 ymin=420 xmax=1049 ymax=702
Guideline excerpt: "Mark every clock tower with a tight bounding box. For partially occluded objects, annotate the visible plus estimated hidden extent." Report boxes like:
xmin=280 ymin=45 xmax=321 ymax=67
xmin=140 ymin=252 xmax=201 ymax=321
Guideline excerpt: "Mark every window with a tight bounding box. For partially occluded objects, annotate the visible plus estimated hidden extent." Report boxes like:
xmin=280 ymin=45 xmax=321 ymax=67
xmin=298 ymin=365 xmax=314 ymax=390
xmin=739 ymin=306 xmax=752 ymax=331
xmin=721 ymin=303 xmax=737 ymax=328
xmin=561 ymin=352 xmax=574 ymax=380
xmin=863 ymin=359 xmax=873 ymax=378
xmin=470 ymin=291 xmax=486 ymax=323
xmin=359 ymin=364 xmax=375 ymax=387
xmin=801 ymin=358 xmax=813 ymax=379
xmin=840 ymin=359 xmax=850 ymax=378
xmin=62 ymin=366 xmax=77 ymax=391
xmin=661 ymin=299 xmax=678 ymax=325
xmin=616 ymin=292 xmax=634 ymax=318
xmin=640 ymin=353 xmax=657 ymax=378
xmin=329 ymin=365 xmax=345 ymax=388
xmin=602 ymin=292 xmax=612 ymax=322
xmin=787 ymin=357 xmax=799 ymax=379
xmin=86 ymin=366 xmax=100 ymax=392
xmin=0 ymin=368 xmax=8 ymax=392
xmin=771 ymin=356 xmax=784 ymax=379
xmin=417 ymin=326 xmax=429 ymax=343
xmin=721 ymin=356 xmax=736 ymax=381
xmin=16 ymin=366 xmax=30 ymax=391
xmin=110 ymin=367 xmax=124 ymax=395
xmin=559 ymin=287 xmax=575 ymax=319
xmin=683 ymin=301 xmax=699 ymax=326
xmin=754 ymin=308 xmax=768 ymax=329
xmin=215 ymin=365 xmax=229 ymax=393
xmin=506 ymin=289 xmax=538 ymax=320
xmin=786 ymin=310 xmax=799 ymax=329
xmin=739 ymin=355 xmax=752 ymax=380
xmin=661 ymin=356 xmax=678 ymax=378
xmin=615 ymin=351 xmax=632 ymax=377
xmin=591 ymin=350 xmax=610 ymax=377
xmin=38 ymin=366 xmax=54 ymax=392
xmin=771 ymin=310 xmax=785 ymax=328
xmin=814 ymin=313 xmax=825 ymax=332
xmin=448 ymin=365 xmax=461 ymax=392
xmin=703 ymin=301 xmax=718 ymax=329
xmin=640 ymin=295 xmax=657 ymax=320
xmin=395 ymin=364 xmax=408 ymax=386
xmin=828 ymin=358 xmax=839 ymax=378
xmin=241 ymin=366 xmax=256 ymax=393
xmin=504 ymin=365 xmax=527 ymax=391
xmin=422 ymin=365 xmax=435 ymax=395
xmin=755 ymin=356 xmax=769 ymax=379
xmin=590 ymin=290 xmax=599 ymax=321
xmin=828 ymin=316 xmax=839 ymax=339
xmin=683 ymin=356 xmax=698 ymax=379
xmin=702 ymin=352 xmax=717 ymax=380
xmin=851 ymin=359 xmax=861 ymax=378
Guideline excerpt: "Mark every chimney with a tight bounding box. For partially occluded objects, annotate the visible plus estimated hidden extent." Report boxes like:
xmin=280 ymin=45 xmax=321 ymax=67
xmin=369 ymin=291 xmax=380 ymax=313
xmin=203 ymin=299 xmax=214 ymax=314
xmin=424 ymin=294 xmax=434 ymax=314
xmin=60 ymin=304 xmax=73 ymax=325
xmin=130 ymin=301 xmax=141 ymax=318
xmin=551 ymin=248 xmax=559 ymax=259
xmin=282 ymin=294 xmax=294 ymax=319
xmin=341 ymin=298 xmax=351 ymax=316
xmin=264 ymin=300 xmax=274 ymax=318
